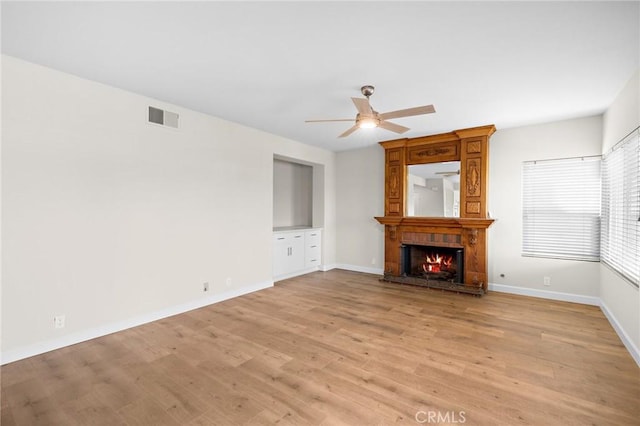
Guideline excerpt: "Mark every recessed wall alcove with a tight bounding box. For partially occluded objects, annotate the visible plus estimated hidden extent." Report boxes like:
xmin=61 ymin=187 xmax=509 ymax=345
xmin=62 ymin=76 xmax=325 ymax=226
xmin=375 ymin=125 xmax=496 ymax=295
xmin=273 ymin=155 xmax=325 ymax=230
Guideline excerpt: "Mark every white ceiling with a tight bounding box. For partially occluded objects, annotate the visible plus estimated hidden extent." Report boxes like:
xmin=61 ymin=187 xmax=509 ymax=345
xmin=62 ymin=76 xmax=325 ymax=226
xmin=2 ymin=1 xmax=638 ymax=152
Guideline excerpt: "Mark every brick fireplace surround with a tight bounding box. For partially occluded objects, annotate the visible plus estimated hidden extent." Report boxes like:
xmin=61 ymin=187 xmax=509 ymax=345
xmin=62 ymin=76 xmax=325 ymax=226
xmin=375 ymin=125 xmax=496 ymax=295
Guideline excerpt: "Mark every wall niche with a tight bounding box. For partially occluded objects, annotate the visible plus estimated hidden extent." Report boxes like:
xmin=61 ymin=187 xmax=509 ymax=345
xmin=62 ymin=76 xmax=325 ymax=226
xmin=273 ymin=158 xmax=312 ymax=228
xmin=273 ymin=155 xmax=325 ymax=230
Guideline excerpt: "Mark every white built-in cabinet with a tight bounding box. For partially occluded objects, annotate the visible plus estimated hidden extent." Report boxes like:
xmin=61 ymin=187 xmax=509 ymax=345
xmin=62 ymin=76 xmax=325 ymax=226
xmin=273 ymin=228 xmax=322 ymax=281
xmin=273 ymin=231 xmax=304 ymax=277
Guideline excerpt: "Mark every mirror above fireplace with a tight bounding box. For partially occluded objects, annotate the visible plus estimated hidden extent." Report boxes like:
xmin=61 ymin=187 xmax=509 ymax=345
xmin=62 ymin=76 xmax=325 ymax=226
xmin=407 ymin=161 xmax=461 ymax=217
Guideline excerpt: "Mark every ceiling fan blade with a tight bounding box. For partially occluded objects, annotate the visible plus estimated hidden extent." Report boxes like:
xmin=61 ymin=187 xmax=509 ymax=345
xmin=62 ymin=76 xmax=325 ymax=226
xmin=339 ymin=125 xmax=360 ymax=138
xmin=351 ymin=97 xmax=372 ymax=115
xmin=379 ymin=104 xmax=435 ymax=120
xmin=378 ymin=120 xmax=410 ymax=134
xmin=305 ymin=119 xmax=354 ymax=123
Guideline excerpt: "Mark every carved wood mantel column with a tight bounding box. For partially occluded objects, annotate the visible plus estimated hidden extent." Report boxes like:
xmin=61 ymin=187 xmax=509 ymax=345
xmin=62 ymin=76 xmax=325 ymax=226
xmin=375 ymin=125 xmax=496 ymax=293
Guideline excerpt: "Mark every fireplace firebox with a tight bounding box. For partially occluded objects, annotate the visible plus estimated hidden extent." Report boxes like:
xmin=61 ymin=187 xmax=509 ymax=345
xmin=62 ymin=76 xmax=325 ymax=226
xmin=401 ymin=245 xmax=464 ymax=284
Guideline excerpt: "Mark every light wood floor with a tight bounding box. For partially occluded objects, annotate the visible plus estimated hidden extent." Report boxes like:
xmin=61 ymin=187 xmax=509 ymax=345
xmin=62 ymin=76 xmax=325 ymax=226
xmin=2 ymin=270 xmax=639 ymax=425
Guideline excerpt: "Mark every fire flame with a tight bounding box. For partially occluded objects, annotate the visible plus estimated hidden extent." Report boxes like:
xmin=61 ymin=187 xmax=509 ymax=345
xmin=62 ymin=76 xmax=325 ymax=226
xmin=422 ymin=254 xmax=453 ymax=273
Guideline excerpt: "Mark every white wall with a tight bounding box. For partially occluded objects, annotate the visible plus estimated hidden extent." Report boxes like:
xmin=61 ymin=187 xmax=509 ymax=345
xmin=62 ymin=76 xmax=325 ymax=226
xmin=600 ymin=70 xmax=639 ymax=359
xmin=603 ymin=70 xmax=639 ymax=152
xmin=1 ymin=56 xmax=336 ymax=363
xmin=335 ymin=145 xmax=384 ymax=273
xmin=488 ymin=116 xmax=603 ymax=298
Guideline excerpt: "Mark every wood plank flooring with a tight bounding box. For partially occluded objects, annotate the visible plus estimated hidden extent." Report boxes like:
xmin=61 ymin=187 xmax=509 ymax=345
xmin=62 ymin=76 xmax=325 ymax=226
xmin=2 ymin=270 xmax=638 ymax=425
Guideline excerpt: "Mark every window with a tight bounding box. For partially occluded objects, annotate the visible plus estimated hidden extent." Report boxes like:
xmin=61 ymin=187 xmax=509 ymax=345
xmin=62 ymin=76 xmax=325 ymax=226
xmin=522 ymin=156 xmax=601 ymax=261
xmin=601 ymin=128 xmax=639 ymax=287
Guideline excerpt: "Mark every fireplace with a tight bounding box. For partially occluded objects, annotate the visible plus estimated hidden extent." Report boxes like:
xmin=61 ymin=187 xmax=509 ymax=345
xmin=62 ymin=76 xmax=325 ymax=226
xmin=402 ymin=245 xmax=464 ymax=284
xmin=374 ymin=125 xmax=496 ymax=295
xmin=374 ymin=219 xmax=493 ymax=295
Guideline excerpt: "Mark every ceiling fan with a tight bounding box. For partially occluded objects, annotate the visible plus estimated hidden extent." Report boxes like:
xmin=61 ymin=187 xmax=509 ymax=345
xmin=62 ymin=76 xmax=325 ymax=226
xmin=305 ymin=85 xmax=435 ymax=138
xmin=435 ymin=170 xmax=460 ymax=177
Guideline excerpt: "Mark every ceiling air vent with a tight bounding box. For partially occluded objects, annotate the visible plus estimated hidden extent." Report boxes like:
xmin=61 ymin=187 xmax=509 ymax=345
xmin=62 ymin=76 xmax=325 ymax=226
xmin=148 ymin=106 xmax=179 ymax=129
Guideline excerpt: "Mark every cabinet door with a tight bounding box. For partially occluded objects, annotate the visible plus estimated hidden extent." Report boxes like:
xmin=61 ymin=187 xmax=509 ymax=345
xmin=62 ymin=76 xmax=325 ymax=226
xmin=289 ymin=233 xmax=305 ymax=272
xmin=273 ymin=234 xmax=291 ymax=277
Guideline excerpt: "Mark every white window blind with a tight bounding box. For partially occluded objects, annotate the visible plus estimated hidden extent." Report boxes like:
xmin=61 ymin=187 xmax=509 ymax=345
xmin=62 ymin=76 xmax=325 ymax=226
xmin=601 ymin=128 xmax=639 ymax=287
xmin=522 ymin=156 xmax=601 ymax=261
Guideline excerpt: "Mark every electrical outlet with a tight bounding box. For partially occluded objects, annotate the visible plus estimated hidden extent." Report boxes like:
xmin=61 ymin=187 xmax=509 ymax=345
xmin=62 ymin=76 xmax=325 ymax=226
xmin=371 ymin=258 xmax=376 ymax=265
xmin=543 ymin=276 xmax=551 ymax=286
xmin=54 ymin=315 xmax=65 ymax=329
xmin=203 ymin=282 xmax=209 ymax=292
xmin=226 ymin=277 xmax=232 ymax=288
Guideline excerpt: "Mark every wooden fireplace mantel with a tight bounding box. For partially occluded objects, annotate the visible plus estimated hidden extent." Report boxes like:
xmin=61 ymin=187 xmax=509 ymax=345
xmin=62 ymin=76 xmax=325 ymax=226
xmin=375 ymin=124 xmax=496 ymax=293
xmin=374 ymin=216 xmax=494 ymax=229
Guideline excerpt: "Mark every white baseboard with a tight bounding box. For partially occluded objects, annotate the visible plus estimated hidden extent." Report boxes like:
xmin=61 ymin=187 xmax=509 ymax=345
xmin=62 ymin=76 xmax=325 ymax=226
xmin=273 ymin=266 xmax=320 ymax=282
xmin=488 ymin=282 xmax=600 ymax=306
xmin=599 ymin=301 xmax=640 ymax=367
xmin=1 ymin=280 xmax=273 ymax=365
xmin=334 ymin=264 xmax=384 ymax=275
xmin=274 ymin=264 xmax=382 ymax=278
xmin=321 ymin=263 xmax=337 ymax=272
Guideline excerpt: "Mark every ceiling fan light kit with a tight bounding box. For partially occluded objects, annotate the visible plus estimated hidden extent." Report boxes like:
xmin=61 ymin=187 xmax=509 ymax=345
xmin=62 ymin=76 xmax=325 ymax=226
xmin=357 ymin=115 xmax=379 ymax=129
xmin=305 ymin=85 xmax=436 ymax=138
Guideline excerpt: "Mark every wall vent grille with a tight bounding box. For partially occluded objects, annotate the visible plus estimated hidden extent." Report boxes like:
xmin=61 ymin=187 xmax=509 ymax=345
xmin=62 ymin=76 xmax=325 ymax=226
xmin=148 ymin=106 xmax=179 ymax=129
